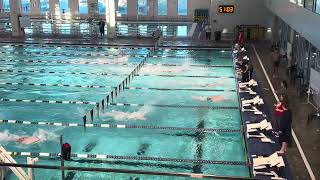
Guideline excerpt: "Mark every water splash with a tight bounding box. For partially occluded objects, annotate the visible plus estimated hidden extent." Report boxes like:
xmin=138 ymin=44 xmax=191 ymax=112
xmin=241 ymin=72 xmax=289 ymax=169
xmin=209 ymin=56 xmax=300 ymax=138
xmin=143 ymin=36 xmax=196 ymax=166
xmin=105 ymin=106 xmax=153 ymax=121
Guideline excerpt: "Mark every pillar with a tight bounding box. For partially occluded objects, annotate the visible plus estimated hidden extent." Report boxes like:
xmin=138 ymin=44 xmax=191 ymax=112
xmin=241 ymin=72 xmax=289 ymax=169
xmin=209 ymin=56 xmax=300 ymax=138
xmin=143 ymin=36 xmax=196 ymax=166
xmin=127 ymin=0 xmax=137 ymax=20
xmin=49 ymin=0 xmax=60 ymax=18
xmin=9 ymin=0 xmax=24 ymax=37
xmin=30 ymin=0 xmax=40 ymax=15
xmin=69 ymin=0 xmax=79 ymax=18
xmin=88 ymin=0 xmax=98 ymax=16
xmin=88 ymin=0 xmax=98 ymax=35
xmin=148 ymin=0 xmax=155 ymax=20
xmin=167 ymin=0 xmax=177 ymax=20
xmin=0 ymin=0 xmax=3 ymax=12
xmin=106 ymin=0 xmax=116 ymax=38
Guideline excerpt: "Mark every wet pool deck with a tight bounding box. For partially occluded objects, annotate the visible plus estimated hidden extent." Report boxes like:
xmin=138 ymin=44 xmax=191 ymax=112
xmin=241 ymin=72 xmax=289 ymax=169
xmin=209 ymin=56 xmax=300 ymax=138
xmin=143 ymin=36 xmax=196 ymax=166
xmin=0 ymin=35 xmax=318 ymax=179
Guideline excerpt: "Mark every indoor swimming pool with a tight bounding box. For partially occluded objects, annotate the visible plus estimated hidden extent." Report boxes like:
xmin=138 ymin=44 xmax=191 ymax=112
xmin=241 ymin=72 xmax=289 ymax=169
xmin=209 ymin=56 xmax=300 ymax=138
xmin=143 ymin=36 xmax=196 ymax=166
xmin=0 ymin=43 xmax=250 ymax=179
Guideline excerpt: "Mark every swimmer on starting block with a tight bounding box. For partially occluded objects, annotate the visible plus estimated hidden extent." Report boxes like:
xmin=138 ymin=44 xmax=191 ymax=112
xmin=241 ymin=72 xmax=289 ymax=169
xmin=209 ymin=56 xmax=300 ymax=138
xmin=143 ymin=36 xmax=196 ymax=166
xmin=192 ymin=95 xmax=228 ymax=102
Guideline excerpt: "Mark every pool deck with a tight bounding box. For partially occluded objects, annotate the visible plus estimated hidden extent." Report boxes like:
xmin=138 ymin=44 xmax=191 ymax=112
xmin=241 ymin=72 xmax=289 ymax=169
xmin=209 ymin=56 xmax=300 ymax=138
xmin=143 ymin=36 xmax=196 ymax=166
xmin=249 ymin=42 xmax=320 ymax=180
xmin=0 ymin=35 xmax=317 ymax=179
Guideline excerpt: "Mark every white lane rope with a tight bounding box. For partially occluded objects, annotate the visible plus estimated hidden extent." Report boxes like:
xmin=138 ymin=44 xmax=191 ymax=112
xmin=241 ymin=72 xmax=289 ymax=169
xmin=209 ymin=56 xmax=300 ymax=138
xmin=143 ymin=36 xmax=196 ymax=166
xmin=0 ymin=119 xmax=241 ymax=132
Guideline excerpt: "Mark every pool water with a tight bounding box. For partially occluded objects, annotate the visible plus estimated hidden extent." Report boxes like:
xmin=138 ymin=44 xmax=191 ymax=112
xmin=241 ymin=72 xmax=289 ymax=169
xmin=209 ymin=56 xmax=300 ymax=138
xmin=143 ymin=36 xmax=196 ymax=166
xmin=0 ymin=44 xmax=250 ymax=179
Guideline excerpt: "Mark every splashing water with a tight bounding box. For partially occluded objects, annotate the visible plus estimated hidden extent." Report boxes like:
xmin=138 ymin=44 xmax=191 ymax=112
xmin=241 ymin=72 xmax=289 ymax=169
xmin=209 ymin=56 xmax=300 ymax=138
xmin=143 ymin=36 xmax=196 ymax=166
xmin=105 ymin=106 xmax=153 ymax=121
xmin=32 ymin=129 xmax=59 ymax=142
xmin=0 ymin=130 xmax=20 ymax=142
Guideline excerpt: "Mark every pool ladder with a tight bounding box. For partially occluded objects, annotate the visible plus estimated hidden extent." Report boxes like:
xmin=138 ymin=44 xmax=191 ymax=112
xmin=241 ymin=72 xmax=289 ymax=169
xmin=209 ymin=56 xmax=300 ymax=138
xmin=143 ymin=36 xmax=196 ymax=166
xmin=0 ymin=145 xmax=37 ymax=180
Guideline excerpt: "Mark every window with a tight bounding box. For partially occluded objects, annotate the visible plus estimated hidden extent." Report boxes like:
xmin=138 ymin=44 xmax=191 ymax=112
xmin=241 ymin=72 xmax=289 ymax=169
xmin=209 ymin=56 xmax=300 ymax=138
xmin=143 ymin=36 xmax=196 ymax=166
xmin=80 ymin=23 xmax=89 ymax=34
xmin=3 ymin=0 xmax=10 ymax=12
xmin=98 ymin=0 xmax=107 ymax=14
xmin=79 ymin=0 xmax=88 ymax=14
xmin=177 ymin=25 xmax=187 ymax=36
xmin=40 ymin=0 xmax=49 ymax=13
xmin=138 ymin=25 xmax=148 ymax=35
xmin=304 ymin=0 xmax=314 ymax=10
xmin=59 ymin=0 xmax=69 ymax=13
xmin=297 ymin=0 xmax=304 ymax=6
xmin=158 ymin=0 xmax=167 ymax=15
xmin=21 ymin=0 xmax=30 ymax=13
xmin=138 ymin=0 xmax=148 ymax=15
xmin=117 ymin=0 xmax=127 ymax=15
xmin=117 ymin=24 xmax=128 ymax=35
xmin=42 ymin=23 xmax=52 ymax=34
xmin=60 ymin=23 xmax=71 ymax=34
xmin=178 ymin=0 xmax=187 ymax=15
xmin=316 ymin=0 xmax=320 ymax=13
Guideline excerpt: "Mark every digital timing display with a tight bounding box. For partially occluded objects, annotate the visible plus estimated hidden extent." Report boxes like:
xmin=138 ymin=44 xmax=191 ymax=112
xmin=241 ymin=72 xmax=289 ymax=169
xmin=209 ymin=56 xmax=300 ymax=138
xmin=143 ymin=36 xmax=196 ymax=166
xmin=219 ymin=5 xmax=234 ymax=13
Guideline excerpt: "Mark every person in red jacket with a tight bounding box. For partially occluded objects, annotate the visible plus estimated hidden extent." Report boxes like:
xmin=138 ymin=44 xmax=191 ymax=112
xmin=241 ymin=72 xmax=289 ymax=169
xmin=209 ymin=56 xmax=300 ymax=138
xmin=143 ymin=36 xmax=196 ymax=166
xmin=274 ymin=94 xmax=287 ymax=129
xmin=238 ymin=30 xmax=245 ymax=47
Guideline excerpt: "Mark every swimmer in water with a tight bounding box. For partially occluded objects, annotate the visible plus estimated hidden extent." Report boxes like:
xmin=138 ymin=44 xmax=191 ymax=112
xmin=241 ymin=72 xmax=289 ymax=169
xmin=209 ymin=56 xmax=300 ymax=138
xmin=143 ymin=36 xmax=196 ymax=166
xmin=105 ymin=106 xmax=152 ymax=121
xmin=201 ymin=82 xmax=224 ymax=87
xmin=106 ymin=110 xmax=146 ymax=120
xmin=0 ymin=129 xmax=57 ymax=145
xmin=192 ymin=95 xmax=228 ymax=102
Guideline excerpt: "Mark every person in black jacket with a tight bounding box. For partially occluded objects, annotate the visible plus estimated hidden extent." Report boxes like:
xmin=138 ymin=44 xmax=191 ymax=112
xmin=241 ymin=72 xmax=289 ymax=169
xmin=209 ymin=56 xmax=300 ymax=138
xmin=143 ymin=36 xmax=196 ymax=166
xmin=98 ymin=19 xmax=105 ymax=39
xmin=276 ymin=100 xmax=292 ymax=155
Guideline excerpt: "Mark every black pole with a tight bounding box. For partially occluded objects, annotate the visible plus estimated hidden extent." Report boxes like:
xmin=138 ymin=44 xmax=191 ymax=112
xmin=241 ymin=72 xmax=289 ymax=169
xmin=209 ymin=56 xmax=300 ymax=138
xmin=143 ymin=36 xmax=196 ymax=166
xmin=101 ymin=99 xmax=105 ymax=112
xmin=96 ymin=103 xmax=100 ymax=117
xmin=83 ymin=116 xmax=87 ymax=130
xmin=90 ymin=109 xmax=94 ymax=122
xmin=60 ymin=135 xmax=65 ymax=180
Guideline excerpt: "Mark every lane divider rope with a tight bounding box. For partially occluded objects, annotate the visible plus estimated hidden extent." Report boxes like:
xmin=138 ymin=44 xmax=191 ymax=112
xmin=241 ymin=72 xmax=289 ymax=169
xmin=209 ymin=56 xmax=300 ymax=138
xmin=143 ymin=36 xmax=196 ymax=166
xmin=0 ymin=51 xmax=146 ymax=58
xmin=0 ymin=59 xmax=139 ymax=66
xmin=144 ymin=63 xmax=233 ymax=68
xmin=151 ymin=55 xmax=232 ymax=59
xmin=136 ymin=74 xmax=235 ymax=78
xmin=109 ymin=103 xmax=239 ymax=110
xmin=124 ymin=87 xmax=236 ymax=92
xmin=0 ymin=119 xmax=241 ymax=132
xmin=0 ymin=98 xmax=97 ymax=105
xmin=8 ymin=152 xmax=248 ymax=166
xmin=0 ymin=82 xmax=236 ymax=92
xmin=0 ymin=59 xmax=231 ymax=68
xmin=0 ymin=69 xmax=126 ymax=76
xmin=7 ymin=43 xmax=150 ymax=50
xmin=0 ymin=82 xmax=113 ymax=89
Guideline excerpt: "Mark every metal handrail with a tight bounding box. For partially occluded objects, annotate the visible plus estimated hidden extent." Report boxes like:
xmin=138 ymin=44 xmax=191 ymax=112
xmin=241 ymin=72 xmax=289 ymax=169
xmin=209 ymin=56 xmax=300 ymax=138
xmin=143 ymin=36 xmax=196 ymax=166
xmin=0 ymin=162 xmax=259 ymax=180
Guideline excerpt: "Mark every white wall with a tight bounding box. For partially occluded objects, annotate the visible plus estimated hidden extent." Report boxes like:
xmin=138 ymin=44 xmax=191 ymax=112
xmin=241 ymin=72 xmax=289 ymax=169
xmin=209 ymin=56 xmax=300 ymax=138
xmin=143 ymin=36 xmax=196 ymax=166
xmin=266 ymin=0 xmax=320 ymax=50
xmin=210 ymin=0 xmax=270 ymax=32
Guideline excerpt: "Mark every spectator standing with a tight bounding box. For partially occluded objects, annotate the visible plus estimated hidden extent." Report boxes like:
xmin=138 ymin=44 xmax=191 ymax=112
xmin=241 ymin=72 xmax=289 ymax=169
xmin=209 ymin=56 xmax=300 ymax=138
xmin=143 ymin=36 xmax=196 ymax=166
xmin=98 ymin=19 xmax=105 ymax=39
